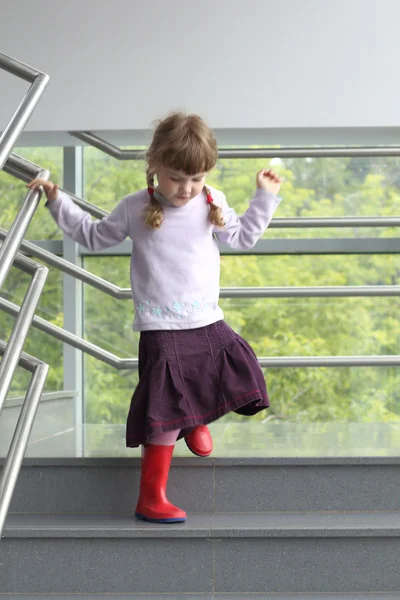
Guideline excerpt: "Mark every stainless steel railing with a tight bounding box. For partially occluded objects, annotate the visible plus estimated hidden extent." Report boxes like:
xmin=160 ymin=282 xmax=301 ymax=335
xmin=6 ymin=151 xmax=400 ymax=228
xmin=3 ymin=229 xmax=400 ymax=300
xmin=0 ymin=52 xmax=49 ymax=171
xmin=0 ymin=51 xmax=50 ymax=538
xmin=3 ymin=292 xmax=400 ymax=369
xmin=70 ymin=130 xmax=400 ymax=159
xmin=3 ymin=151 xmax=400 ymax=373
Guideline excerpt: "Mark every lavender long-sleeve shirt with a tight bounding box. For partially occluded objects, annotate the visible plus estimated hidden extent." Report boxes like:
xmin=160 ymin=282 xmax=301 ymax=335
xmin=48 ymin=186 xmax=281 ymax=331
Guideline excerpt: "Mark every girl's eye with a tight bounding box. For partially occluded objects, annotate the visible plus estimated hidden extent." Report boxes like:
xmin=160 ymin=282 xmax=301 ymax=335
xmin=170 ymin=177 xmax=180 ymax=182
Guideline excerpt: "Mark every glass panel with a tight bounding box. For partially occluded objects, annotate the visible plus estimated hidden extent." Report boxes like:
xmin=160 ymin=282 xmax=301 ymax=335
xmin=82 ymin=407 xmax=400 ymax=458
xmin=82 ymin=255 xmax=400 ymax=458
xmin=79 ymin=150 xmax=400 ymax=457
xmin=0 ymin=147 xmax=63 ymax=240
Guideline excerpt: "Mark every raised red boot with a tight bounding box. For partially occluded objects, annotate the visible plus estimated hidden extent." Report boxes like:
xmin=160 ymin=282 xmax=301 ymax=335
xmin=135 ymin=444 xmax=187 ymax=524
xmin=185 ymin=425 xmax=213 ymax=457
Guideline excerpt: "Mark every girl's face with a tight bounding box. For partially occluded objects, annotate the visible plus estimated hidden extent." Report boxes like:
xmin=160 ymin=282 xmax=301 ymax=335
xmin=156 ymin=166 xmax=207 ymax=207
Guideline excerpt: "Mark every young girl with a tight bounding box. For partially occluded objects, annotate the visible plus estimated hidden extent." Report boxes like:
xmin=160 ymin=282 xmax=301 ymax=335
xmin=28 ymin=112 xmax=282 ymax=524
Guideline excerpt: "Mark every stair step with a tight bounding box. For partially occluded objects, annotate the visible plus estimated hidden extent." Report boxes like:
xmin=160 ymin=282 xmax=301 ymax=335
xmin=2 ymin=595 xmax=400 ymax=600
xmin=5 ymin=511 xmax=400 ymax=538
xmin=1 ymin=594 xmax=400 ymax=599
xmin=3 ymin=512 xmax=400 ymax=594
xmin=7 ymin=456 xmax=400 ymax=514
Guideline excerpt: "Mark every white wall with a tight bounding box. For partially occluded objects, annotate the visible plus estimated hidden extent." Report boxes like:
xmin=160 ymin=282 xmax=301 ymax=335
xmin=1 ymin=0 xmax=400 ymax=137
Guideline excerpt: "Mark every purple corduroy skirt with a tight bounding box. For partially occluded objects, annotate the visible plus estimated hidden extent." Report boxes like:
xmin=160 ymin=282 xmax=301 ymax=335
xmin=126 ymin=320 xmax=269 ymax=447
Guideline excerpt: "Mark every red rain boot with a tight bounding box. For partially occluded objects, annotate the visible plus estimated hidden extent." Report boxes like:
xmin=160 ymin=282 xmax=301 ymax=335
xmin=135 ymin=444 xmax=187 ymax=523
xmin=185 ymin=425 xmax=213 ymax=457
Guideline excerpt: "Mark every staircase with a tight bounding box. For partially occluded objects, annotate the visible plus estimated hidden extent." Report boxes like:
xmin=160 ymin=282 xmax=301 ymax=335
xmin=2 ymin=455 xmax=400 ymax=597
xmin=2 ymin=50 xmax=400 ymax=598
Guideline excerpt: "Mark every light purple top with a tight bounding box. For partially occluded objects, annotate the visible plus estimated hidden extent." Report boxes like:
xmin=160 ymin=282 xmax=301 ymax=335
xmin=48 ymin=186 xmax=281 ymax=331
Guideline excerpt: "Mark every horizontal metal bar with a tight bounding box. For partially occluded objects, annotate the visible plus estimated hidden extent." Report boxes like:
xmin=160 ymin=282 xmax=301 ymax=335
xmin=258 ymin=356 xmax=400 ymax=367
xmin=82 ymin=237 xmax=400 ymax=256
xmin=269 ymin=217 xmax=400 ymax=228
xmin=6 ymin=153 xmax=400 ymax=230
xmin=0 ymin=303 xmax=397 ymax=370
xmin=219 ymin=286 xmax=400 ymax=298
xmin=218 ymin=147 xmax=400 ymax=159
xmin=6 ymin=234 xmax=399 ymax=300
xmin=219 ymin=238 xmax=400 ymax=255
xmin=69 ymin=131 xmax=400 ymax=159
xmin=0 ymin=297 xmax=137 ymax=370
xmin=60 ymin=204 xmax=400 ymax=230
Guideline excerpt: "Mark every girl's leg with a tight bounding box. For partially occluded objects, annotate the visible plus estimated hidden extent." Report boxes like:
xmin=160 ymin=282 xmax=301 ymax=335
xmin=135 ymin=428 xmax=186 ymax=523
xmin=147 ymin=429 xmax=180 ymax=446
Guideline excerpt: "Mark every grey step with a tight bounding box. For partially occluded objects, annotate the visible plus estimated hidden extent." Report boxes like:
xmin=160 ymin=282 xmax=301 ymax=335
xmin=3 ymin=512 xmax=400 ymax=594
xmin=2 ymin=596 xmax=400 ymax=600
xmin=6 ymin=456 xmax=400 ymax=514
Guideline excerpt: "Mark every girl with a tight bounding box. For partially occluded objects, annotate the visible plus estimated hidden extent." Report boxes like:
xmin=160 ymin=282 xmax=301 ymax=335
xmin=28 ymin=112 xmax=282 ymax=524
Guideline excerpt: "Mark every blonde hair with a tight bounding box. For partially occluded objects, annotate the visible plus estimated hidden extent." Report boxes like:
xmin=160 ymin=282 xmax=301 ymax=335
xmin=144 ymin=112 xmax=225 ymax=229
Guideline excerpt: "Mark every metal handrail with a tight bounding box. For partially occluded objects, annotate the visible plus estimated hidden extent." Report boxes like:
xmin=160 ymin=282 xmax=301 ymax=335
xmin=4 ymin=152 xmax=400 ymax=229
xmin=2 ymin=232 xmax=400 ymax=300
xmin=0 ymin=51 xmax=50 ymax=539
xmin=2 ymin=229 xmax=400 ymax=300
xmin=70 ymin=130 xmax=400 ymax=159
xmin=0 ymin=187 xmax=50 ymax=540
xmin=0 ymin=52 xmax=49 ymax=171
xmin=3 ymin=288 xmax=400 ymax=370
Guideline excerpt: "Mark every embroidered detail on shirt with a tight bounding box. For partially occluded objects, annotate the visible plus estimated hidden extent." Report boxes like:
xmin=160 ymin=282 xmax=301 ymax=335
xmin=172 ymin=301 xmax=185 ymax=314
xmin=150 ymin=306 xmax=163 ymax=317
xmin=136 ymin=298 xmax=210 ymax=320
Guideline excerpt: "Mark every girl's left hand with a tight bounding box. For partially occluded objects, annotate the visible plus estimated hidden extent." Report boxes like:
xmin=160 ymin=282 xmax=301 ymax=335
xmin=256 ymin=169 xmax=282 ymax=195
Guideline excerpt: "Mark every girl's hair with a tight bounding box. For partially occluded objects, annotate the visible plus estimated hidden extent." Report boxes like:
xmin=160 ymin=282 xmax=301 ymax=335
xmin=144 ymin=112 xmax=225 ymax=229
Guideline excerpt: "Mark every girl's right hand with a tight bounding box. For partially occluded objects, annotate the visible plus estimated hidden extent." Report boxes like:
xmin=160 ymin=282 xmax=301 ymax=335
xmin=27 ymin=178 xmax=60 ymax=203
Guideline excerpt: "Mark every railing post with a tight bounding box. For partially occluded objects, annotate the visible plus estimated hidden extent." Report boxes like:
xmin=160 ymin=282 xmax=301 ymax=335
xmin=63 ymin=147 xmax=84 ymax=456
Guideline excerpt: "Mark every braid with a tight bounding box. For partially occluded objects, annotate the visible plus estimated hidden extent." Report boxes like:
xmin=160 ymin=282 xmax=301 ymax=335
xmin=204 ymin=185 xmax=225 ymax=228
xmin=144 ymin=170 xmax=164 ymax=228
